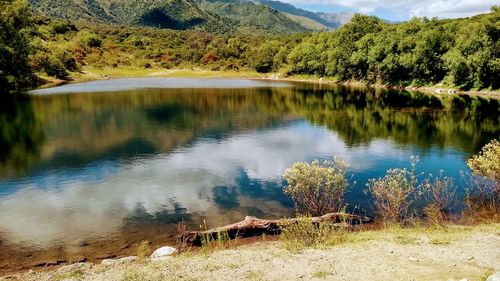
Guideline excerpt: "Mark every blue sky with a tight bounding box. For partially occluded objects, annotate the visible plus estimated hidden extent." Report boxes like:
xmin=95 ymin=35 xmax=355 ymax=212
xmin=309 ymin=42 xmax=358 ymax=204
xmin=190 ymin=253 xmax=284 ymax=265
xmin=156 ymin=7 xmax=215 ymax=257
xmin=279 ymin=0 xmax=498 ymax=21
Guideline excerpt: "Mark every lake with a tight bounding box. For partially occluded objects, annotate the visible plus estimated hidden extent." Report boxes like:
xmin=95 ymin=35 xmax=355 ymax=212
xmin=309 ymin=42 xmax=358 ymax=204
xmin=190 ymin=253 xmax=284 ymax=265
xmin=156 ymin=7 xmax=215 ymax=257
xmin=0 ymin=78 xmax=498 ymax=272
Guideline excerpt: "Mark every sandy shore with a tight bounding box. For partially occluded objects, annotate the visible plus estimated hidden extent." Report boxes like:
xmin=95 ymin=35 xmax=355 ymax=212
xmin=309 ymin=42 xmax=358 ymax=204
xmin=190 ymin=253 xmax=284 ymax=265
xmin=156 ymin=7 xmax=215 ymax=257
xmin=3 ymin=224 xmax=499 ymax=281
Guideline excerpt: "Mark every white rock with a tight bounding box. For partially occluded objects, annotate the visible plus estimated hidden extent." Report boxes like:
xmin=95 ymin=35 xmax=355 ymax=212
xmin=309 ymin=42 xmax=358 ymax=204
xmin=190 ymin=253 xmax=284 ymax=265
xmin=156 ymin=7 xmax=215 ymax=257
xmin=150 ymin=246 xmax=177 ymax=260
xmin=487 ymin=272 xmax=500 ymax=281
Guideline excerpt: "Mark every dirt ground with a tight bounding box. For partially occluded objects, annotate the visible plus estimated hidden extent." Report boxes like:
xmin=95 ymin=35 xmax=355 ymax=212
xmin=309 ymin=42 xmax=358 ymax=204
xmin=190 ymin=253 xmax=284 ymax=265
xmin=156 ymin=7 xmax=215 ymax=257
xmin=2 ymin=224 xmax=499 ymax=281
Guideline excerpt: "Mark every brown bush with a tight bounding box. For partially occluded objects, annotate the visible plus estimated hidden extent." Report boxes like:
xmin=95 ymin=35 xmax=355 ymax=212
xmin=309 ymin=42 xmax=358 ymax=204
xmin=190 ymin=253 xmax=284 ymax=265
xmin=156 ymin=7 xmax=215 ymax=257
xmin=422 ymin=171 xmax=457 ymax=223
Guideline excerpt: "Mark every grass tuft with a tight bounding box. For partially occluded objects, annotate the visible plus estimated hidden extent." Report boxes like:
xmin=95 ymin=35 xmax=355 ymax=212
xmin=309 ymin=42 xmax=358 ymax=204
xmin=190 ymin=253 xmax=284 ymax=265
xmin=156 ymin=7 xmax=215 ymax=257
xmin=281 ymin=216 xmax=349 ymax=252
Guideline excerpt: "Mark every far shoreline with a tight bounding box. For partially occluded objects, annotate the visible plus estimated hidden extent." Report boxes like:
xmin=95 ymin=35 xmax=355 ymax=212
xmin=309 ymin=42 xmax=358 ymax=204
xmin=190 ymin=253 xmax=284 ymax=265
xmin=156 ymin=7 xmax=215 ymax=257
xmin=34 ymin=67 xmax=500 ymax=99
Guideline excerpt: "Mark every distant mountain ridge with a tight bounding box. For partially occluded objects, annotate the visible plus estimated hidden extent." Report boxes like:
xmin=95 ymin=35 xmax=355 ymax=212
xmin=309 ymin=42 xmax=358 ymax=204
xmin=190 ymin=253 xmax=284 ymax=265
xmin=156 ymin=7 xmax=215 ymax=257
xmin=253 ymin=0 xmax=353 ymax=29
xmin=28 ymin=0 xmax=354 ymax=33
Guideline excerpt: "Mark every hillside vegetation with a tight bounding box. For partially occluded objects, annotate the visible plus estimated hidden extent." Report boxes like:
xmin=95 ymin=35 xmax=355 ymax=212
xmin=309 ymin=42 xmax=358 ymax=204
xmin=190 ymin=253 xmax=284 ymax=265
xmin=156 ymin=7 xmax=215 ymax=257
xmin=1 ymin=0 xmax=499 ymax=92
xmin=28 ymin=0 xmax=311 ymax=33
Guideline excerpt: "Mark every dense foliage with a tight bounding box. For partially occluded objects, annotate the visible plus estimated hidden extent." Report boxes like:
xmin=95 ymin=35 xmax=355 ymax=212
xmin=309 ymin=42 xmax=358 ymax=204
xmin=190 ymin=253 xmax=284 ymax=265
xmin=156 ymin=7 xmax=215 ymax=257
xmin=284 ymin=12 xmax=500 ymax=90
xmin=0 ymin=0 xmax=36 ymax=91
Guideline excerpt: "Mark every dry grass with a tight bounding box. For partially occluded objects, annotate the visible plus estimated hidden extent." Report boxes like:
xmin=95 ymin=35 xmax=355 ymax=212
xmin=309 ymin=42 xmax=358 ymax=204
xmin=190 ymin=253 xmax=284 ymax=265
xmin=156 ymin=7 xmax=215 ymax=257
xmin=136 ymin=240 xmax=152 ymax=259
xmin=74 ymin=66 xmax=263 ymax=81
xmin=280 ymin=216 xmax=350 ymax=252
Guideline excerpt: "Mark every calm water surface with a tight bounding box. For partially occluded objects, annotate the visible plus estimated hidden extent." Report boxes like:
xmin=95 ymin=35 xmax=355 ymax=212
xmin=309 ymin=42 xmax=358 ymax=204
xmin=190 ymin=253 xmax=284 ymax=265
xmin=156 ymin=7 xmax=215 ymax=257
xmin=0 ymin=78 xmax=498 ymax=270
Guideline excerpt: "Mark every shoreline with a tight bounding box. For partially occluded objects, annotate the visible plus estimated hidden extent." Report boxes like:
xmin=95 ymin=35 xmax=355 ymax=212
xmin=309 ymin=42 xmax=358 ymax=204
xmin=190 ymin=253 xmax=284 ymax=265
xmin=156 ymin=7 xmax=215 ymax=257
xmin=36 ymin=67 xmax=500 ymax=99
xmin=2 ymin=223 xmax=498 ymax=280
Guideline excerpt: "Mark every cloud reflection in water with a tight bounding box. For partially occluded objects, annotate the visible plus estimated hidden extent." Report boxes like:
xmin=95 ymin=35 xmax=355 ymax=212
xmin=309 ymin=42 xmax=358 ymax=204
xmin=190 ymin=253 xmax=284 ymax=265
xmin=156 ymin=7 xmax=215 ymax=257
xmin=0 ymin=121 xmax=465 ymax=248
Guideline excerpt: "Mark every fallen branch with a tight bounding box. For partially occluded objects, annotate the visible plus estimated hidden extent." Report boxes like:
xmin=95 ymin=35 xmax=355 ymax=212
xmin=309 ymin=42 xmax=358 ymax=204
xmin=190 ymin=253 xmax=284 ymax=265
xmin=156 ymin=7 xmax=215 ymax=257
xmin=179 ymin=213 xmax=372 ymax=246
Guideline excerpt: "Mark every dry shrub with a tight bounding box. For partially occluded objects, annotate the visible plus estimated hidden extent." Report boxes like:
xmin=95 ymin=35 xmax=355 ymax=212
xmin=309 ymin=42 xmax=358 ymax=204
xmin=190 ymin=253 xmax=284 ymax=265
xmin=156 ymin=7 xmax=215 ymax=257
xmin=283 ymin=156 xmax=351 ymax=216
xmin=423 ymin=204 xmax=446 ymax=225
xmin=367 ymin=156 xmax=421 ymax=225
xmin=137 ymin=240 xmax=151 ymax=258
xmin=176 ymin=220 xmax=190 ymax=253
xmin=462 ymin=139 xmax=500 ymax=223
xmin=462 ymin=174 xmax=500 ymax=223
xmin=422 ymin=171 xmax=457 ymax=224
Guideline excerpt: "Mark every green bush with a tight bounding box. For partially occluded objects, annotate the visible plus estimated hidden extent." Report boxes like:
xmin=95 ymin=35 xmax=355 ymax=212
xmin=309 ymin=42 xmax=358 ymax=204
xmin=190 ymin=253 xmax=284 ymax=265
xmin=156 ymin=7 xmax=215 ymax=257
xmin=367 ymin=156 xmax=421 ymax=225
xmin=51 ymin=20 xmax=77 ymax=34
xmin=77 ymin=31 xmax=102 ymax=48
xmin=42 ymin=54 xmax=69 ymax=79
xmin=283 ymin=157 xmax=351 ymax=216
xmin=463 ymin=139 xmax=500 ymax=222
xmin=467 ymin=139 xmax=500 ymax=187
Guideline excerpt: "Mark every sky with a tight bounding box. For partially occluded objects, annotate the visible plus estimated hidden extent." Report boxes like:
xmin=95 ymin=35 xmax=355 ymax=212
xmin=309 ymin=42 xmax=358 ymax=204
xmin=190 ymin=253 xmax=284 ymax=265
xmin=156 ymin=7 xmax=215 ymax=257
xmin=280 ymin=0 xmax=498 ymax=21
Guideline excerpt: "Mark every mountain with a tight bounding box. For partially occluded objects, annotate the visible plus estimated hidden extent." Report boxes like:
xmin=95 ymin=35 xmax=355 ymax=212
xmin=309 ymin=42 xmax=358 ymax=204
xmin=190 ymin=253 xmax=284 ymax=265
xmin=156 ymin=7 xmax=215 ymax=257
xmin=28 ymin=0 xmax=310 ymax=33
xmin=196 ymin=0 xmax=308 ymax=33
xmin=253 ymin=0 xmax=353 ymax=29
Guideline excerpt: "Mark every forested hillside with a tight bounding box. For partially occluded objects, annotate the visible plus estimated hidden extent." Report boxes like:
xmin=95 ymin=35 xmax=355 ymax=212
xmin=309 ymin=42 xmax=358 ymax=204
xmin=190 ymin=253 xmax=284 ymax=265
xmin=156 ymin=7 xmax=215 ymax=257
xmin=1 ymin=0 xmax=499 ymax=92
xmin=28 ymin=0 xmax=310 ymax=33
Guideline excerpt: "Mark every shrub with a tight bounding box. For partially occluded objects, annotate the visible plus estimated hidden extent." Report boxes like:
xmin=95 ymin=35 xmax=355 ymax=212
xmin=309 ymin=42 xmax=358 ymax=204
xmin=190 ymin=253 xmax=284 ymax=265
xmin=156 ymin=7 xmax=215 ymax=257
xmin=176 ymin=221 xmax=189 ymax=253
xmin=462 ymin=174 xmax=500 ymax=223
xmin=423 ymin=204 xmax=445 ymax=225
xmin=77 ymin=31 xmax=103 ymax=48
xmin=462 ymin=140 xmax=500 ymax=223
xmin=201 ymin=52 xmax=217 ymax=65
xmin=283 ymin=157 xmax=351 ymax=216
xmin=42 ymin=54 xmax=69 ymax=79
xmin=467 ymin=139 xmax=500 ymax=193
xmin=422 ymin=171 xmax=457 ymax=223
xmin=367 ymin=156 xmax=421 ymax=225
xmin=51 ymin=20 xmax=77 ymax=34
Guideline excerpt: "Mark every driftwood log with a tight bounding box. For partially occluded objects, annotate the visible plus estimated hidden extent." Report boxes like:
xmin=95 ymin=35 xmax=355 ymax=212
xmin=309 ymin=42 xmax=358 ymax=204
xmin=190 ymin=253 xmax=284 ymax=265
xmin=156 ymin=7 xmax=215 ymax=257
xmin=179 ymin=213 xmax=372 ymax=246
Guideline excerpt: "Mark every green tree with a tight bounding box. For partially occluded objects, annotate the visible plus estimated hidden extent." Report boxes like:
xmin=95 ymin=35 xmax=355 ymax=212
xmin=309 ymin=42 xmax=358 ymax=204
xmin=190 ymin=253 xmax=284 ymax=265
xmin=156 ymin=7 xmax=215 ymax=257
xmin=0 ymin=0 xmax=35 ymax=91
xmin=253 ymin=40 xmax=281 ymax=73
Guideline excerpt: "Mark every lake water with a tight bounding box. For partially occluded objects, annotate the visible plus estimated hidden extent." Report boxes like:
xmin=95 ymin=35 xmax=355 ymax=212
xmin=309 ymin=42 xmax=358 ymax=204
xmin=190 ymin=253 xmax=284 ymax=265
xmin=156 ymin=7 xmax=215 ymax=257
xmin=0 ymin=78 xmax=499 ymax=271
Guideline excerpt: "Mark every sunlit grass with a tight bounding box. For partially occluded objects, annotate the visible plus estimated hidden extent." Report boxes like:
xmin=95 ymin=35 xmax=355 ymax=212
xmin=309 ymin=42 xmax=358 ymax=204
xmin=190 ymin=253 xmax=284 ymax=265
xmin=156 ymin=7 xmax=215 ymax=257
xmin=280 ymin=221 xmax=499 ymax=252
xmin=79 ymin=66 xmax=263 ymax=79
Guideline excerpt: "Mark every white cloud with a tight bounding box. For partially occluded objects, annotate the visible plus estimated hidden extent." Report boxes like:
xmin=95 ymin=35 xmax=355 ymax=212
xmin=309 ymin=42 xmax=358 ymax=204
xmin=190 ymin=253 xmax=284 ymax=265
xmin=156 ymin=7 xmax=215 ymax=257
xmin=282 ymin=0 xmax=496 ymax=19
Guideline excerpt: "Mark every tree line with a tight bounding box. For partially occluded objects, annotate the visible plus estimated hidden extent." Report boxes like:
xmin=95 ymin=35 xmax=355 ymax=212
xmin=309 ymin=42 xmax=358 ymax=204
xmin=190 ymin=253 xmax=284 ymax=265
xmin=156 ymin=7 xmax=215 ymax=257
xmin=1 ymin=0 xmax=499 ymax=91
